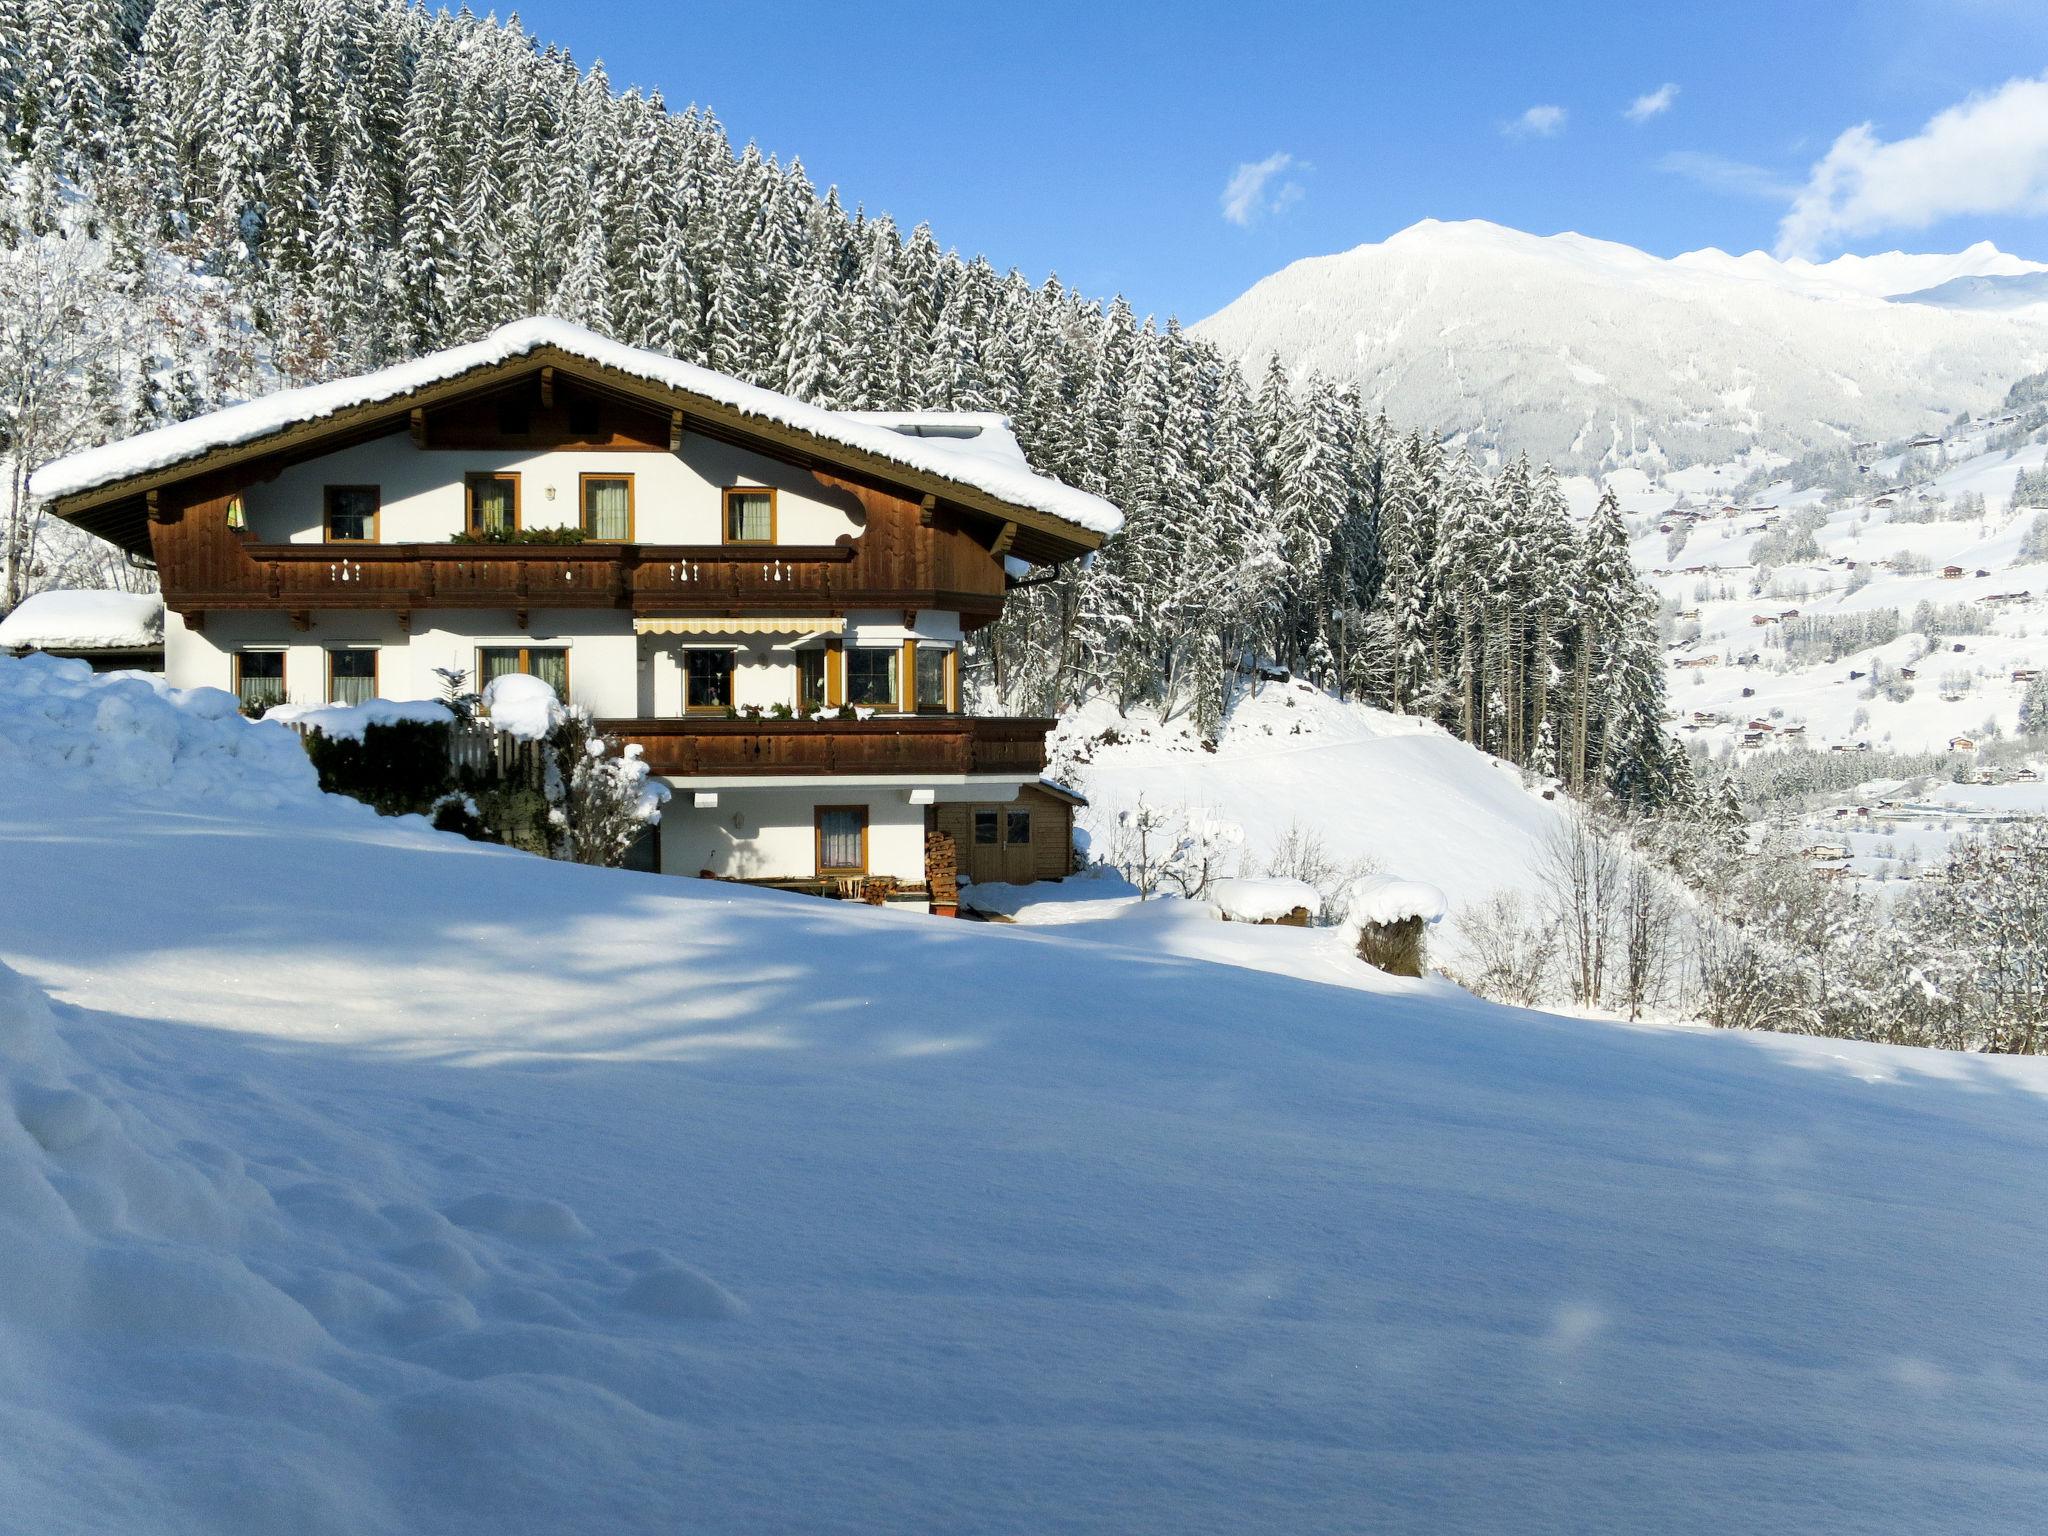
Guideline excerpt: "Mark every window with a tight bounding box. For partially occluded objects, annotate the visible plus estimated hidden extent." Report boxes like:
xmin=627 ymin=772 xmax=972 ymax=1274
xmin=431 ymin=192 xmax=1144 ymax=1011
xmin=324 ymin=485 xmax=379 ymax=542
xmin=581 ymin=474 xmax=633 ymax=541
xmin=724 ymin=487 xmax=775 ymax=543
xmin=973 ymin=810 xmax=999 ymax=846
xmin=798 ymin=648 xmax=829 ymax=711
xmin=466 ymin=473 xmax=519 ymax=536
xmin=817 ymin=806 xmax=868 ymax=875
xmin=234 ymin=651 xmax=285 ymax=713
xmin=846 ymin=648 xmax=896 ymax=709
xmin=914 ymin=645 xmax=952 ymax=712
xmin=684 ymin=648 xmax=734 ymax=712
xmin=479 ymin=646 xmax=568 ymax=700
xmin=1007 ymin=809 xmax=1032 ymax=846
xmin=328 ymin=649 xmax=376 ymax=706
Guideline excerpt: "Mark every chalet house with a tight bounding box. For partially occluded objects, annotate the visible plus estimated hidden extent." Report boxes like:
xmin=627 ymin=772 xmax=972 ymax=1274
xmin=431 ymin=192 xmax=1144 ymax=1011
xmin=1949 ymin=735 xmax=1978 ymax=752
xmin=1942 ymin=565 xmax=1965 ymax=580
xmin=30 ymin=320 xmax=1119 ymax=896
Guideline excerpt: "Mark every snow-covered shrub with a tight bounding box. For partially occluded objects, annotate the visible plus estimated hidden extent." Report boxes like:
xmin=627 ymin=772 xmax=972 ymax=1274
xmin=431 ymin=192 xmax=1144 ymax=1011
xmin=543 ymin=712 xmax=669 ymax=868
xmin=300 ymin=718 xmax=455 ymax=817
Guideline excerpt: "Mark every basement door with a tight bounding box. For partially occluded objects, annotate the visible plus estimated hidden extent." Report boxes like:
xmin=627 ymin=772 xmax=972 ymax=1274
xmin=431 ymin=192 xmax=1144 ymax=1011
xmin=967 ymin=806 xmax=1035 ymax=885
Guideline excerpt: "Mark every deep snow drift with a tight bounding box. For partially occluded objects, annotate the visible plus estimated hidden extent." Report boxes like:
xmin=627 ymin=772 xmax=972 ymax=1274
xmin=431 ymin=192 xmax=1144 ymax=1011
xmin=3 ymin=654 xmax=2048 ymax=1533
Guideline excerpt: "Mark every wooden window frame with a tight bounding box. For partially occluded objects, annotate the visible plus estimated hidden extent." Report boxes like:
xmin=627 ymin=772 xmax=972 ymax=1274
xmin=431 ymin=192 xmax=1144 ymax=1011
xmin=815 ymin=804 xmax=870 ymax=877
xmin=1006 ymin=808 xmax=1032 ymax=847
xmin=909 ymin=641 xmax=956 ymax=715
xmin=476 ymin=645 xmax=570 ymax=702
xmin=233 ymin=650 xmax=287 ymax=710
xmin=797 ymin=647 xmax=830 ymax=713
xmin=682 ymin=647 xmax=737 ymax=715
xmin=579 ymin=472 xmax=636 ymax=541
xmin=325 ymin=647 xmax=379 ymax=704
xmin=465 ymin=472 xmax=522 ymax=536
xmin=323 ymin=484 xmax=380 ymax=544
xmin=722 ymin=486 xmax=777 ymax=545
xmin=972 ymin=809 xmax=1000 ymax=846
xmin=845 ymin=646 xmax=899 ymax=712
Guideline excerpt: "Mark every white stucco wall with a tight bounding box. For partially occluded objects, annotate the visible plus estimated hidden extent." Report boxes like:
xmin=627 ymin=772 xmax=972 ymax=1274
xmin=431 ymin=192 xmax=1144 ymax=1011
xmin=656 ymin=788 xmax=932 ymax=882
xmin=241 ymin=432 xmax=867 ymax=546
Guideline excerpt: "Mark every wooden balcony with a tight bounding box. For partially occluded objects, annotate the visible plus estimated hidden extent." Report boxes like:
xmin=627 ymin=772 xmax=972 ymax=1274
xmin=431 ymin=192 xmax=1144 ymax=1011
xmin=175 ymin=539 xmax=1004 ymax=617
xmin=600 ymin=714 xmax=1052 ymax=779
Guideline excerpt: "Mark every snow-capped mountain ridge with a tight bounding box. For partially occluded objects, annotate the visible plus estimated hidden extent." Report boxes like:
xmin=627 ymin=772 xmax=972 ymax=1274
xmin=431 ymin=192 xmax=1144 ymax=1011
xmin=1194 ymin=219 xmax=2048 ymax=470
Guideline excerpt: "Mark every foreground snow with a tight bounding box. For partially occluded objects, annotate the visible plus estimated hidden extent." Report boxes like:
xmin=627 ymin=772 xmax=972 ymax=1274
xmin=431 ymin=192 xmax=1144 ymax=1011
xmin=3 ymin=655 xmax=2048 ymax=1532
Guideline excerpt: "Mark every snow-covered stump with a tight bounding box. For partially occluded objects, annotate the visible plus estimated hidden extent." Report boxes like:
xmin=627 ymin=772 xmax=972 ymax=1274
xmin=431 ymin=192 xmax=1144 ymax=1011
xmin=1340 ymin=876 xmax=1449 ymax=978
xmin=1210 ymin=877 xmax=1321 ymax=927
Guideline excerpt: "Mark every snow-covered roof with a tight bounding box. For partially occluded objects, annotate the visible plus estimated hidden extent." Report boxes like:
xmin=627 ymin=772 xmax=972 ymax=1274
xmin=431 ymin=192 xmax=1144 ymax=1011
xmin=1210 ymin=877 xmax=1322 ymax=922
xmin=0 ymin=589 xmax=163 ymax=652
xmin=31 ymin=319 xmax=1122 ymax=541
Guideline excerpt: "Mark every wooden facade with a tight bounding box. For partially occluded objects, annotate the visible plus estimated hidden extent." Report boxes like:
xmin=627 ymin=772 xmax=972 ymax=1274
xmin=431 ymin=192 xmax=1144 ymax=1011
xmin=932 ymin=783 xmax=1078 ymax=886
xmin=608 ymin=715 xmax=1051 ymax=779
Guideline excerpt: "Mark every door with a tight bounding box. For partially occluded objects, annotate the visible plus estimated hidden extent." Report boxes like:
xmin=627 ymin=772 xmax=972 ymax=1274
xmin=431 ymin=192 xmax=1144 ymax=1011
xmin=968 ymin=808 xmax=1006 ymax=884
xmin=1002 ymin=806 xmax=1035 ymax=883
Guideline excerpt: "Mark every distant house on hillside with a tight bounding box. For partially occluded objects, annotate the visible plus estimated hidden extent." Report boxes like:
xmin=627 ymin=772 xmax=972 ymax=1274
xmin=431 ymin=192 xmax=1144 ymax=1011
xmin=28 ymin=319 xmax=1116 ymax=902
xmin=1949 ymin=735 xmax=1979 ymax=752
xmin=1942 ymin=565 xmax=1965 ymax=580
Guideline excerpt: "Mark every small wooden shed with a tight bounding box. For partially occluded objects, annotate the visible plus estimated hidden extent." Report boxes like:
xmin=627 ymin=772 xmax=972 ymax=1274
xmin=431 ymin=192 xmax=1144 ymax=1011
xmin=931 ymin=780 xmax=1082 ymax=887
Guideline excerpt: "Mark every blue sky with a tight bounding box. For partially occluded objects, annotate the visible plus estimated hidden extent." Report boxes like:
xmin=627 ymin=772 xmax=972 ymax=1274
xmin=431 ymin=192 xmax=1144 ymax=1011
xmin=507 ymin=0 xmax=2048 ymax=320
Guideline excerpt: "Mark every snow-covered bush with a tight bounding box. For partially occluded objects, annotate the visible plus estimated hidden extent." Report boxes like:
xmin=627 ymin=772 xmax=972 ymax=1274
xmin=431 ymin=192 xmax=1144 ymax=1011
xmin=543 ymin=712 xmax=668 ymax=868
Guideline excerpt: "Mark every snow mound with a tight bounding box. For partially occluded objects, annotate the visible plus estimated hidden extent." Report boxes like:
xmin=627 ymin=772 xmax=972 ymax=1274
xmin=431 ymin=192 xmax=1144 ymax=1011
xmin=1339 ymin=875 xmax=1450 ymax=929
xmin=266 ymin=697 xmax=455 ymax=741
xmin=0 ymin=652 xmax=318 ymax=810
xmin=32 ymin=318 xmax=1122 ymax=538
xmin=0 ymin=589 xmax=163 ymax=651
xmin=1210 ymin=877 xmax=1321 ymax=922
xmin=480 ymin=672 xmax=564 ymax=740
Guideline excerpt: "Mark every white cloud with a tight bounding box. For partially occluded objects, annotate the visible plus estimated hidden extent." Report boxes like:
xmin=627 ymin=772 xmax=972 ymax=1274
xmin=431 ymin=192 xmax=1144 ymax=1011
xmin=1505 ymin=104 xmax=1567 ymax=139
xmin=1658 ymin=150 xmax=1797 ymax=201
xmin=1626 ymin=83 xmax=1679 ymax=123
xmin=1777 ymin=72 xmax=2048 ymax=257
xmin=1221 ymin=152 xmax=1306 ymax=226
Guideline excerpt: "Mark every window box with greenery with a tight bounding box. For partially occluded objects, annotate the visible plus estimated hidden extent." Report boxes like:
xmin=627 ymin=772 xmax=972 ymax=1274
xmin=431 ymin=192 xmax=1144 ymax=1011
xmin=447 ymin=525 xmax=585 ymax=546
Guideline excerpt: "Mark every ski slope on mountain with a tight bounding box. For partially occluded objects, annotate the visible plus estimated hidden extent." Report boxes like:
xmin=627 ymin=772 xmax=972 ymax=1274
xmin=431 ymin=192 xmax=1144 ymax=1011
xmin=1051 ymin=680 xmax=1567 ymax=958
xmin=4 ymin=654 xmax=2048 ymax=1534
xmin=1193 ymin=219 xmax=2048 ymax=469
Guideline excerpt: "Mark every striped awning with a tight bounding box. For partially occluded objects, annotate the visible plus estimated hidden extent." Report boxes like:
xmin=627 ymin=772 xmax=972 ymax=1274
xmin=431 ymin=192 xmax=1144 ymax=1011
xmin=633 ymin=616 xmax=845 ymax=637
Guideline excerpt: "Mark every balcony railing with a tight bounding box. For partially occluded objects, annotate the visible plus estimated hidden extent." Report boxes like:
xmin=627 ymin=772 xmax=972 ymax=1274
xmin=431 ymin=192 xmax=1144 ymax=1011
xmin=598 ymin=714 xmax=1052 ymax=779
xmin=172 ymin=537 xmax=1002 ymax=617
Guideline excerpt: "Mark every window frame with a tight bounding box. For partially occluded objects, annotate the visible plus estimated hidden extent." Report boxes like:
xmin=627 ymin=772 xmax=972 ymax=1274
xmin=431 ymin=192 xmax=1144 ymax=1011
xmin=1006 ymin=808 xmax=1032 ymax=847
xmin=476 ymin=645 xmax=570 ymax=703
xmin=682 ymin=647 xmax=736 ymax=714
xmin=233 ymin=650 xmax=287 ymax=712
xmin=722 ymin=486 xmax=777 ymax=545
xmin=972 ymin=810 xmax=1000 ymax=846
xmin=465 ymin=472 xmax=522 ymax=537
xmin=323 ymin=484 xmax=380 ymax=544
xmin=815 ymin=805 xmax=870 ymax=877
xmin=911 ymin=642 xmax=955 ymax=714
xmin=797 ymin=646 xmax=830 ymax=712
xmin=579 ymin=471 xmax=635 ymax=542
xmin=845 ymin=646 xmax=899 ymax=711
xmin=325 ymin=647 xmax=378 ymax=705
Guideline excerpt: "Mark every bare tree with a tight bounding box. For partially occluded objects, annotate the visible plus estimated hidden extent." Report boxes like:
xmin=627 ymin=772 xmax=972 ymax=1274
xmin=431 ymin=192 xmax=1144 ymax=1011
xmin=1539 ymin=805 xmax=1623 ymax=1008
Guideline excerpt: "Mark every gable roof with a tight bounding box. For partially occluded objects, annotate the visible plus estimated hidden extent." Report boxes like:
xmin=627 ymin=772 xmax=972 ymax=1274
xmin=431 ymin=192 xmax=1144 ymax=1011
xmin=32 ymin=318 xmax=1122 ymax=557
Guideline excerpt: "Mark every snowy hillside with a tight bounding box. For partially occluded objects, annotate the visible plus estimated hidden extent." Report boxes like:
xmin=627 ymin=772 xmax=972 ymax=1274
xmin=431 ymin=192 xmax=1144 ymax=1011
xmin=5 ymin=659 xmax=2048 ymax=1532
xmin=1051 ymin=679 xmax=1570 ymax=957
xmin=1192 ymin=219 xmax=2048 ymax=469
xmin=1611 ymin=419 xmax=2048 ymax=764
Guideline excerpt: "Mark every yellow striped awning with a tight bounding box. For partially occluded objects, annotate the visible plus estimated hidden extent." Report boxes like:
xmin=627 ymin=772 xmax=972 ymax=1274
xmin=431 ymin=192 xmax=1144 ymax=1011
xmin=633 ymin=616 xmax=845 ymax=636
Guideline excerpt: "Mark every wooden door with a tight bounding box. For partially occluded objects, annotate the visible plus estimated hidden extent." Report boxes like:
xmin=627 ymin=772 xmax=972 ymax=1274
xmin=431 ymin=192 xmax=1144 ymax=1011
xmin=968 ymin=808 xmax=1006 ymax=884
xmin=1002 ymin=805 xmax=1035 ymax=883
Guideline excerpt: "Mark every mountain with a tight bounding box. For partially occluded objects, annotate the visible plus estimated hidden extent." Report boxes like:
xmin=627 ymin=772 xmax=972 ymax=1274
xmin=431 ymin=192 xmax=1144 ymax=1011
xmin=1192 ymin=219 xmax=2048 ymax=471
xmin=1891 ymin=271 xmax=2048 ymax=312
